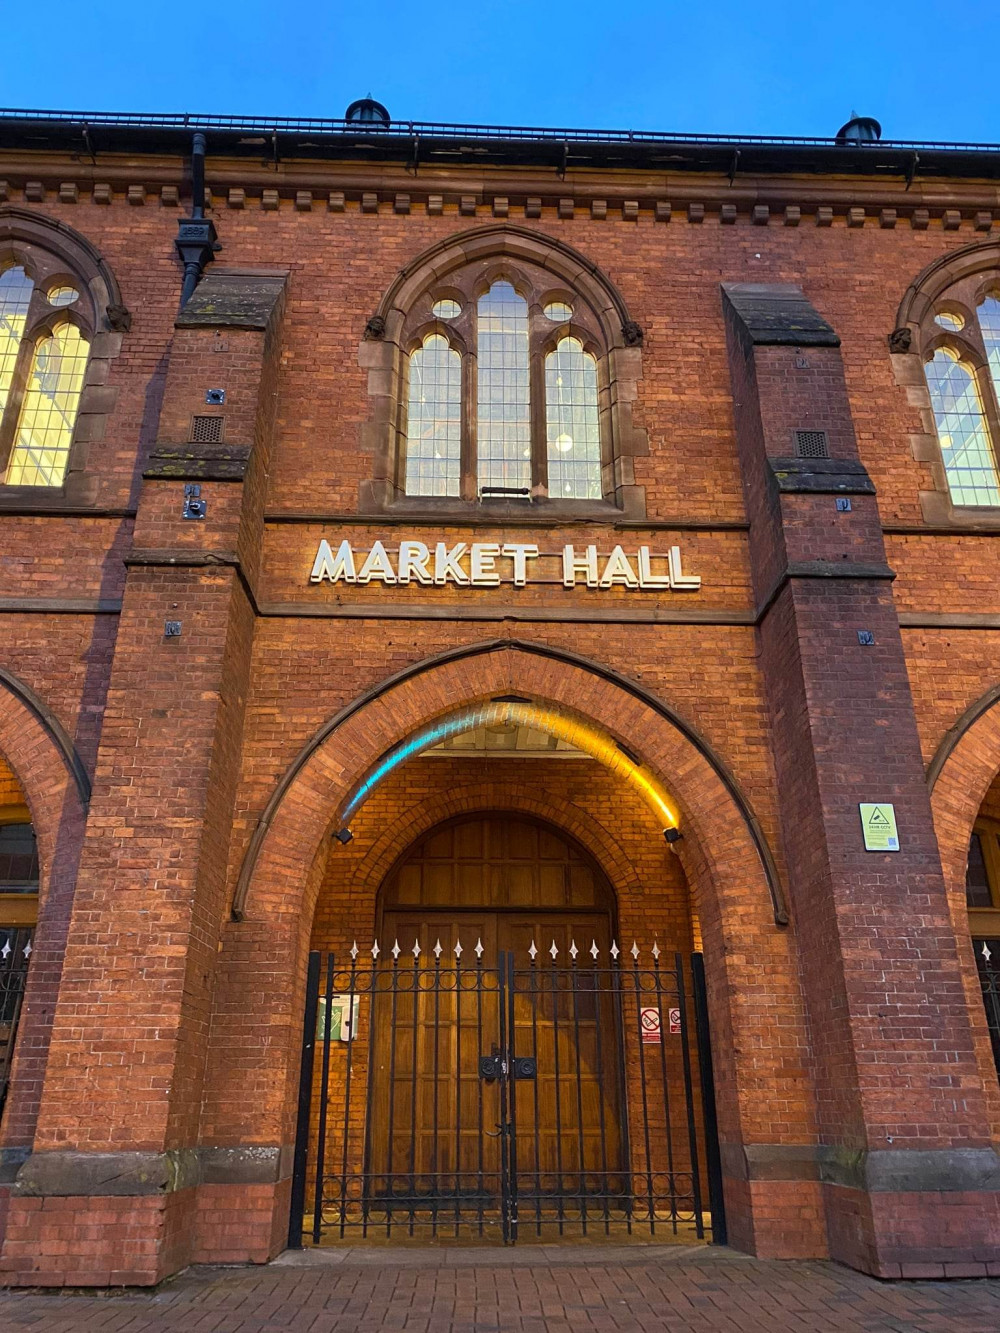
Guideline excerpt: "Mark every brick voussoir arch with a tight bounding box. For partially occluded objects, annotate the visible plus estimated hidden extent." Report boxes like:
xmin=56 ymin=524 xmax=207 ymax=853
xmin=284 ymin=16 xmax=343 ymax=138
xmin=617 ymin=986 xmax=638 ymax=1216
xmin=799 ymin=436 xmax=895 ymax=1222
xmin=221 ymin=640 xmax=806 ymax=1165
xmin=233 ymin=638 xmax=786 ymax=927
xmin=0 ymin=667 xmax=90 ymax=1152
xmin=927 ymin=684 xmax=1000 ymax=1140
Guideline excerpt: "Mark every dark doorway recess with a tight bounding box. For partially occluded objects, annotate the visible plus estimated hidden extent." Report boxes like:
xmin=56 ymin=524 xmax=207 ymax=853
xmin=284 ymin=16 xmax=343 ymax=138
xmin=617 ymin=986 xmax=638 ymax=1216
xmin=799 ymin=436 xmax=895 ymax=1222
xmin=290 ymin=815 xmax=725 ymax=1246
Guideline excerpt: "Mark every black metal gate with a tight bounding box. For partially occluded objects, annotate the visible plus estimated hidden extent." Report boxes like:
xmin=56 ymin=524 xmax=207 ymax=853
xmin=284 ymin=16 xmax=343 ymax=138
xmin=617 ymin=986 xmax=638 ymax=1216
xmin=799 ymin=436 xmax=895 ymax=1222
xmin=0 ymin=926 xmax=33 ymax=1120
xmin=289 ymin=941 xmax=725 ymax=1246
xmin=974 ymin=937 xmax=1000 ymax=1076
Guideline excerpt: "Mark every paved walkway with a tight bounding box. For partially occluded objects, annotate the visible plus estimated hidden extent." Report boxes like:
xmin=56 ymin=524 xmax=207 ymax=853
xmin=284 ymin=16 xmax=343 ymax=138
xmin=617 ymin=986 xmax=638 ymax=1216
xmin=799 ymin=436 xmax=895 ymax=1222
xmin=2 ymin=1244 xmax=1000 ymax=1331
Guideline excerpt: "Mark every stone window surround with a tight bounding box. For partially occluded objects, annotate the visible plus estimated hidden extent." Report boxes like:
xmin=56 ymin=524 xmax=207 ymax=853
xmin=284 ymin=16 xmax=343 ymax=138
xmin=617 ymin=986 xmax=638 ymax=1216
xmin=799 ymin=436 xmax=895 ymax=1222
xmin=892 ymin=239 xmax=1000 ymax=527
xmin=358 ymin=225 xmax=648 ymax=520
xmin=0 ymin=208 xmax=128 ymax=509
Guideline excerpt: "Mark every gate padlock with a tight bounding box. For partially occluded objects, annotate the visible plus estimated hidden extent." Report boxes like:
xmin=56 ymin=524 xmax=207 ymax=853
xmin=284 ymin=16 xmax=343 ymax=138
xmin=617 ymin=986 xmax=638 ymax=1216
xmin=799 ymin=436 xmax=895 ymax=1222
xmin=479 ymin=1053 xmax=502 ymax=1081
xmin=513 ymin=1056 xmax=537 ymax=1080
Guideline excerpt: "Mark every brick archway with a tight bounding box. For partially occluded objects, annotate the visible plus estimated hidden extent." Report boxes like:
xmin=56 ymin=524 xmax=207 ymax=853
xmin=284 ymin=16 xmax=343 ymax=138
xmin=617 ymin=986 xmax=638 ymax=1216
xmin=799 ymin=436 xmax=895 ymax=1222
xmin=928 ymin=686 xmax=1000 ymax=1139
xmin=205 ymin=639 xmax=818 ymax=1259
xmin=0 ymin=668 xmax=89 ymax=1156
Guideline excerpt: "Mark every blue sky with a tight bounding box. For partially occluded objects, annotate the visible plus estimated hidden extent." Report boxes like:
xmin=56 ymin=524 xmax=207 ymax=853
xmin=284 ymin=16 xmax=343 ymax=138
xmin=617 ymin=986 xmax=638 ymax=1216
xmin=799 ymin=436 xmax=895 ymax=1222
xmin=4 ymin=0 xmax=999 ymax=143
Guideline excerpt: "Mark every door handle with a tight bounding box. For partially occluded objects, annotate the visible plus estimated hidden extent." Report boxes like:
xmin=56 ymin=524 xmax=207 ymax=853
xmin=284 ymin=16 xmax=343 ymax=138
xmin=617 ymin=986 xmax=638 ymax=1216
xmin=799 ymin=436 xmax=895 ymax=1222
xmin=479 ymin=1054 xmax=502 ymax=1081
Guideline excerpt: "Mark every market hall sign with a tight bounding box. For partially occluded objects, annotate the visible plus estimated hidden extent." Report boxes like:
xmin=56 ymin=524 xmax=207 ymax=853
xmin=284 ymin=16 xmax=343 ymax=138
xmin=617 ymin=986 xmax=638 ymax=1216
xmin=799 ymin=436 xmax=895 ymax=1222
xmin=309 ymin=540 xmax=701 ymax=591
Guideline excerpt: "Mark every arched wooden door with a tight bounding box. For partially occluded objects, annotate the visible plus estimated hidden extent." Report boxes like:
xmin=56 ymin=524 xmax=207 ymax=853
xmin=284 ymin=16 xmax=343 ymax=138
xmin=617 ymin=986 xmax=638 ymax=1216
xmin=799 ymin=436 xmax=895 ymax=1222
xmin=370 ymin=814 xmax=624 ymax=1228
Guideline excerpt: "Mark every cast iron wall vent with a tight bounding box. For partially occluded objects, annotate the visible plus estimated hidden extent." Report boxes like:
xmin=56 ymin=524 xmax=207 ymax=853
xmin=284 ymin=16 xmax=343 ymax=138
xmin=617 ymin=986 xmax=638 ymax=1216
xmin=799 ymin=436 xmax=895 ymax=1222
xmin=795 ymin=429 xmax=829 ymax=459
xmin=191 ymin=415 xmax=224 ymax=442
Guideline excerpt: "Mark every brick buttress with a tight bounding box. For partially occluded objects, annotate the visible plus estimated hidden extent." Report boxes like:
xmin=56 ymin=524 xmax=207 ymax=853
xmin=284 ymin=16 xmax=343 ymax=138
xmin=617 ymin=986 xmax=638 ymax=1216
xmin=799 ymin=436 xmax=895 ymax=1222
xmin=722 ymin=282 xmax=1000 ymax=1279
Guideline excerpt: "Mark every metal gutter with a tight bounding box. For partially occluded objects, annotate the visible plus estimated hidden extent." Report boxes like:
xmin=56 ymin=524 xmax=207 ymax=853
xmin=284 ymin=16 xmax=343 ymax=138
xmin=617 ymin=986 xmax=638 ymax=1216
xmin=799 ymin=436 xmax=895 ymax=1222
xmin=1 ymin=108 xmax=998 ymax=179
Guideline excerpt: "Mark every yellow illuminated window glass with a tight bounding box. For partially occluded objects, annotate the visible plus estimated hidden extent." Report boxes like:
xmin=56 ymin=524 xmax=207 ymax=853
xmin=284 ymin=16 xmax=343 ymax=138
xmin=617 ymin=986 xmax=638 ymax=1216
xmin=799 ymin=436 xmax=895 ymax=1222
xmin=545 ymin=336 xmax=601 ymax=499
xmin=405 ymin=333 xmax=461 ymax=496
xmin=544 ymin=301 xmax=573 ymax=322
xmin=46 ymin=285 xmax=79 ymax=309
xmin=926 ymin=348 xmax=1000 ymax=506
xmin=6 ymin=322 xmax=89 ymax=487
xmin=934 ymin=310 xmax=965 ymax=331
xmin=0 ymin=266 xmax=34 ymax=422
xmin=431 ymin=299 xmax=461 ymax=319
xmin=477 ymin=281 xmax=530 ymax=493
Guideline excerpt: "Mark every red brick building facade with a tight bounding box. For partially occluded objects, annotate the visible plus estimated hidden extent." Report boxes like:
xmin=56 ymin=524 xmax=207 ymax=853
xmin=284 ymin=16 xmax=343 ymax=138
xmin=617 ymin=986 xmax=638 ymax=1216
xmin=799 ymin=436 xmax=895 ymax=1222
xmin=1 ymin=107 xmax=1000 ymax=1284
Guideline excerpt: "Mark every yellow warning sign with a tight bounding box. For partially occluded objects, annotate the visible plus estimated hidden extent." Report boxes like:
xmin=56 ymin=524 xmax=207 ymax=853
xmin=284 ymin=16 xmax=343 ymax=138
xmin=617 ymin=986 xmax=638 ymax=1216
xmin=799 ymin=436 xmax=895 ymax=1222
xmin=859 ymin=803 xmax=900 ymax=852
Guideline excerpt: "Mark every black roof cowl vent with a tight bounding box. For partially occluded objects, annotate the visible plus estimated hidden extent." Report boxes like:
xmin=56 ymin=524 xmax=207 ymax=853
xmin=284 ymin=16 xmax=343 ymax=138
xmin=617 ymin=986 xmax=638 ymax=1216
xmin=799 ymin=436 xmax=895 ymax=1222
xmin=345 ymin=98 xmax=390 ymax=127
xmin=836 ymin=113 xmax=882 ymax=144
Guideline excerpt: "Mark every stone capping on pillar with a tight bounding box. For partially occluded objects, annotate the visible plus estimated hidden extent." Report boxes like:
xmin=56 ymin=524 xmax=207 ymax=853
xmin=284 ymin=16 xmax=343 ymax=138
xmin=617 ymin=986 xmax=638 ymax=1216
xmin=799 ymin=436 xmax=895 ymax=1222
xmin=719 ymin=1142 xmax=1000 ymax=1192
xmin=768 ymin=456 xmax=877 ymax=495
xmin=143 ymin=443 xmax=252 ymax=482
xmin=174 ymin=267 xmax=289 ymax=331
xmin=12 ymin=1145 xmax=294 ymax=1196
xmin=721 ymin=282 xmax=841 ymax=347
xmin=30 ymin=1143 xmax=994 ymax=1202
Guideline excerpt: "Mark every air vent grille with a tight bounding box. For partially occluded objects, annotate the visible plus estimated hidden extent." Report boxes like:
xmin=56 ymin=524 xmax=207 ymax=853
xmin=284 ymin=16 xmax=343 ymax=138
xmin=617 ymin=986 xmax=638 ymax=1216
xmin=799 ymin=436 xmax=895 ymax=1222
xmin=191 ymin=415 xmax=224 ymax=442
xmin=795 ymin=429 xmax=829 ymax=459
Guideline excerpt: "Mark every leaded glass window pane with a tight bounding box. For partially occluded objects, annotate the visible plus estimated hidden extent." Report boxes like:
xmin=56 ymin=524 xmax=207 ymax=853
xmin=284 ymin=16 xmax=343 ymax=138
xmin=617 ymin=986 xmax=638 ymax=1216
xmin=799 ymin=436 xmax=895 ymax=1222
xmin=926 ymin=347 xmax=1000 ymax=507
xmin=477 ymin=281 xmax=530 ymax=492
xmin=0 ymin=266 xmax=34 ymax=423
xmin=46 ymin=285 xmax=79 ymax=309
xmin=405 ymin=334 xmax=461 ymax=497
xmin=545 ymin=337 xmax=601 ymax=499
xmin=978 ymin=294 xmax=1000 ymax=413
xmin=6 ymin=322 xmax=89 ymax=487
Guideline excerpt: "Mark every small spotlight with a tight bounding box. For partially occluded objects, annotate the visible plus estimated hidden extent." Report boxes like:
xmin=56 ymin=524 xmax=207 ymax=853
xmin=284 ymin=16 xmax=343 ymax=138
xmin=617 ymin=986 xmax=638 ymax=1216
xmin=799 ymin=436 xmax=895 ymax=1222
xmin=663 ymin=828 xmax=682 ymax=844
xmin=333 ymin=828 xmax=353 ymax=845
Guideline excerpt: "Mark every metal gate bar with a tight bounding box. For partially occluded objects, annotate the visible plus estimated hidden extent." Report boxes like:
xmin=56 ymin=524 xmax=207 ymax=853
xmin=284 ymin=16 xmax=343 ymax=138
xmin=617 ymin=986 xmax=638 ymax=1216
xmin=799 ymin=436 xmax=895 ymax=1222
xmin=0 ymin=927 xmax=33 ymax=1121
xmin=289 ymin=941 xmax=725 ymax=1247
xmin=974 ymin=937 xmax=1000 ymax=1078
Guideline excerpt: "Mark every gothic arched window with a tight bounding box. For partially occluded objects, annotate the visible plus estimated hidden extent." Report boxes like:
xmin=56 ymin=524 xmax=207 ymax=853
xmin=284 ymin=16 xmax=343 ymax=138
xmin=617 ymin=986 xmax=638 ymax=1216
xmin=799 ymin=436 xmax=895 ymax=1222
xmin=405 ymin=333 xmax=462 ymax=496
xmin=365 ymin=229 xmax=645 ymax=516
xmin=0 ymin=260 xmax=92 ymax=488
xmin=401 ymin=274 xmax=604 ymax=502
xmin=545 ymin=335 xmax=601 ymax=500
xmin=901 ymin=260 xmax=1000 ymax=511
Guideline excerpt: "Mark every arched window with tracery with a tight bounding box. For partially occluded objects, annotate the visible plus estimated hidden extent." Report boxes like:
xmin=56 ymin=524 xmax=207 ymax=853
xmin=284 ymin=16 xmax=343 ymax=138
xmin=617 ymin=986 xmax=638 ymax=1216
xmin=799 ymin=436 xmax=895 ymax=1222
xmin=368 ymin=229 xmax=644 ymax=516
xmin=898 ymin=255 xmax=1000 ymax=514
xmin=401 ymin=274 xmax=604 ymax=503
xmin=0 ymin=211 xmax=126 ymax=503
xmin=0 ymin=261 xmax=91 ymax=488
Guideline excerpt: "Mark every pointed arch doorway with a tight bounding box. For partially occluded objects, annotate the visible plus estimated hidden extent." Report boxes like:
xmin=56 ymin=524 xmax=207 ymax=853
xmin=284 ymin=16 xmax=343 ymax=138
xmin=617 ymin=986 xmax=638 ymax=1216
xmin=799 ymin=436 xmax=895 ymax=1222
xmin=375 ymin=813 xmax=622 ymax=1232
xmin=292 ymin=813 xmax=724 ymax=1246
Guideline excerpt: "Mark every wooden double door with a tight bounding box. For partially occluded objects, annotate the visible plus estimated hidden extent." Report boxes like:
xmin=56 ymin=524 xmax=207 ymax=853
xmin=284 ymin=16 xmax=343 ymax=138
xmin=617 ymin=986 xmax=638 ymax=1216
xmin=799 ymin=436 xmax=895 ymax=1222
xmin=368 ymin=817 xmax=626 ymax=1218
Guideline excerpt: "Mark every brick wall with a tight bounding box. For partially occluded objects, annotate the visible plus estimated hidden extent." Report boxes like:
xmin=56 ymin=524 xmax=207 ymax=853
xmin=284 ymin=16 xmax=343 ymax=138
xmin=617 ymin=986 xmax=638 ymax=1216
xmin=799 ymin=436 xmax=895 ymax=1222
xmin=0 ymin=152 xmax=998 ymax=1281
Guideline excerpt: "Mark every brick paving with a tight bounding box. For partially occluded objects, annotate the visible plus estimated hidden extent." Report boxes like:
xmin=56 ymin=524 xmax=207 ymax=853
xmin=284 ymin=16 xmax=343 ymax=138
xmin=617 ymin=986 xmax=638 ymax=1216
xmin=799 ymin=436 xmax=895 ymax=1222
xmin=1 ymin=1245 xmax=999 ymax=1332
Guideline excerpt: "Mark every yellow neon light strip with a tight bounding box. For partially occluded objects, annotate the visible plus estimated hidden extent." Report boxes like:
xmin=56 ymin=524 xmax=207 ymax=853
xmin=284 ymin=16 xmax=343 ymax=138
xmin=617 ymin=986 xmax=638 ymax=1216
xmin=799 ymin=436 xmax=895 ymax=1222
xmin=338 ymin=701 xmax=678 ymax=830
